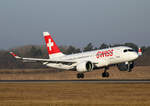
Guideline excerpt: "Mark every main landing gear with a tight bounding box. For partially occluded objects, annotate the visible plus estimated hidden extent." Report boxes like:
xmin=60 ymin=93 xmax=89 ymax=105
xmin=77 ymin=73 xmax=84 ymax=79
xmin=102 ymin=67 xmax=109 ymax=78
xmin=77 ymin=67 xmax=110 ymax=79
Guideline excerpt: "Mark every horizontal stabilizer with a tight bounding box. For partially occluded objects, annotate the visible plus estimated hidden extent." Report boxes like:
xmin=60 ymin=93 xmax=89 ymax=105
xmin=9 ymin=52 xmax=21 ymax=59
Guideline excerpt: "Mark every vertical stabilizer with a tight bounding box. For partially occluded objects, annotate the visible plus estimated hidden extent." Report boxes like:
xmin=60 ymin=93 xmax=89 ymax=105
xmin=43 ymin=32 xmax=65 ymax=59
xmin=138 ymin=48 xmax=142 ymax=56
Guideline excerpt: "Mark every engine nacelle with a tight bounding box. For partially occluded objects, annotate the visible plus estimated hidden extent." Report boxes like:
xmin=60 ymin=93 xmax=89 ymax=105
xmin=76 ymin=61 xmax=93 ymax=73
xmin=117 ymin=62 xmax=134 ymax=71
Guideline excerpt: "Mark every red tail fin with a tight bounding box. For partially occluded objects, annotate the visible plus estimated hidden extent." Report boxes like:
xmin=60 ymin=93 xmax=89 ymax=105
xmin=43 ymin=32 xmax=64 ymax=59
xmin=138 ymin=48 xmax=142 ymax=56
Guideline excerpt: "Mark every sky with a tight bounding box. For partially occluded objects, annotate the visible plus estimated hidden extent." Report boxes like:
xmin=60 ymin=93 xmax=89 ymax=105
xmin=0 ymin=0 xmax=150 ymax=49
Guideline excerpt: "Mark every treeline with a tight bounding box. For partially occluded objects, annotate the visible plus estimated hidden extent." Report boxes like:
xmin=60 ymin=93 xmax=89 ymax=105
xmin=0 ymin=42 xmax=150 ymax=69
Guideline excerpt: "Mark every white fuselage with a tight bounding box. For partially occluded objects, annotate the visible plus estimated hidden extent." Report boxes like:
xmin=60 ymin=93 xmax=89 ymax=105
xmin=45 ymin=46 xmax=139 ymax=70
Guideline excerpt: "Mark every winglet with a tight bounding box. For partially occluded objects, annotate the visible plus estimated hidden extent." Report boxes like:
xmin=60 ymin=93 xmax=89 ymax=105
xmin=9 ymin=52 xmax=21 ymax=59
xmin=138 ymin=48 xmax=142 ymax=56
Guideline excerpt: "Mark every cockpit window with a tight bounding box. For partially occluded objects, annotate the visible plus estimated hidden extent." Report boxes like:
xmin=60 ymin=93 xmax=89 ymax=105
xmin=124 ymin=50 xmax=128 ymax=52
xmin=123 ymin=49 xmax=135 ymax=53
xmin=128 ymin=49 xmax=134 ymax=52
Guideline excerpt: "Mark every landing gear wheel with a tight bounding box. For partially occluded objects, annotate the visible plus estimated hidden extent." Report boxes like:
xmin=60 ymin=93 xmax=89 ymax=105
xmin=80 ymin=73 xmax=84 ymax=78
xmin=102 ymin=72 xmax=106 ymax=77
xmin=105 ymin=72 xmax=109 ymax=77
xmin=102 ymin=67 xmax=110 ymax=78
xmin=102 ymin=72 xmax=109 ymax=77
xmin=77 ymin=73 xmax=84 ymax=79
xmin=77 ymin=73 xmax=80 ymax=78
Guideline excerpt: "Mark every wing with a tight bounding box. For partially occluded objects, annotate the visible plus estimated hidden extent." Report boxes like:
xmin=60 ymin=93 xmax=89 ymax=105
xmin=9 ymin=52 xmax=75 ymax=64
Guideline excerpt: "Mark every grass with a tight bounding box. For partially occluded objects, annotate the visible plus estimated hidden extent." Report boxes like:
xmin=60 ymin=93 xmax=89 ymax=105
xmin=0 ymin=83 xmax=150 ymax=106
xmin=0 ymin=66 xmax=150 ymax=80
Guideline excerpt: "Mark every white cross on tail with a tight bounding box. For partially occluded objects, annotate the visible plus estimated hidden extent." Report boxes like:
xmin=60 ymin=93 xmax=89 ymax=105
xmin=47 ymin=39 xmax=54 ymax=51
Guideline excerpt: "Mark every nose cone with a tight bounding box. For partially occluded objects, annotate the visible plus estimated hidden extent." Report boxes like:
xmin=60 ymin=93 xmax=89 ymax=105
xmin=132 ymin=52 xmax=139 ymax=60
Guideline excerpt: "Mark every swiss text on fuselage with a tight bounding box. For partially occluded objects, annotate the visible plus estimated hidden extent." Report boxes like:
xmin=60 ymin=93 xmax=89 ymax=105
xmin=96 ymin=49 xmax=114 ymax=58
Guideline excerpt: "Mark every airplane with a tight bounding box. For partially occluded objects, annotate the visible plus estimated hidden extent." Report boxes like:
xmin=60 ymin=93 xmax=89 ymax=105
xmin=10 ymin=32 xmax=142 ymax=78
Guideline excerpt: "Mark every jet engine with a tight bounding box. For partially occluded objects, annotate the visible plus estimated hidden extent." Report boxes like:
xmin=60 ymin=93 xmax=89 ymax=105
xmin=117 ymin=62 xmax=134 ymax=71
xmin=76 ymin=61 xmax=93 ymax=73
